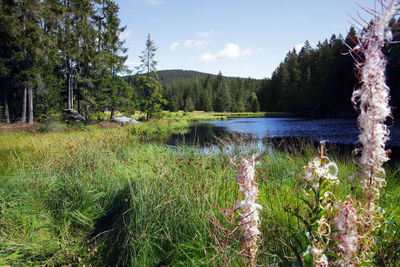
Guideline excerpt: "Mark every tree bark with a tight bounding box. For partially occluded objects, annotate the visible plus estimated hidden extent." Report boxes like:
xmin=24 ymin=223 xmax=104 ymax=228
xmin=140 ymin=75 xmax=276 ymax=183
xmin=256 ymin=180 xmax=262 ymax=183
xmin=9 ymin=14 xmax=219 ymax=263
xmin=84 ymin=102 xmax=89 ymax=125
xmin=110 ymin=107 xmax=114 ymax=122
xmin=76 ymin=99 xmax=80 ymax=114
xmin=21 ymin=10 xmax=27 ymax=123
xmin=21 ymin=86 xmax=27 ymax=123
xmin=28 ymin=86 xmax=33 ymax=124
xmin=2 ymin=79 xmax=10 ymax=124
xmin=67 ymin=59 xmax=73 ymax=109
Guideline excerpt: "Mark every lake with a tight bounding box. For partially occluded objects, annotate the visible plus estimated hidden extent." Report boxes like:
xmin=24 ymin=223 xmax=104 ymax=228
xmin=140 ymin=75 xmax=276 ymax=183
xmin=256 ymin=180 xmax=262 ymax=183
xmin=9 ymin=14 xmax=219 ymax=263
xmin=167 ymin=117 xmax=400 ymax=150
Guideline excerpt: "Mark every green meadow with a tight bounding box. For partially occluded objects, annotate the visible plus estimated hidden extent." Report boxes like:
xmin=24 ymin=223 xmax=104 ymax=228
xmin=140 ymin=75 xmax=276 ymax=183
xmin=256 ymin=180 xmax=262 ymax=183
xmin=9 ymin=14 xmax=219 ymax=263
xmin=0 ymin=120 xmax=399 ymax=266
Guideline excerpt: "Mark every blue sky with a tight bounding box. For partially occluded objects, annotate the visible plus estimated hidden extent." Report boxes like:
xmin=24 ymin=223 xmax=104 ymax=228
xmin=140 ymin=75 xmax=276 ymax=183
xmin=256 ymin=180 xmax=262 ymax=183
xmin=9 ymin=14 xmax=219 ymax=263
xmin=115 ymin=0 xmax=376 ymax=79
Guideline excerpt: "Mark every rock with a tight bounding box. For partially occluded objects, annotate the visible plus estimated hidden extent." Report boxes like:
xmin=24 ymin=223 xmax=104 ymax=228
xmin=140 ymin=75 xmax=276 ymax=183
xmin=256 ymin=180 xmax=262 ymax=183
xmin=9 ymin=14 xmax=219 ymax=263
xmin=114 ymin=116 xmax=139 ymax=126
xmin=61 ymin=109 xmax=85 ymax=123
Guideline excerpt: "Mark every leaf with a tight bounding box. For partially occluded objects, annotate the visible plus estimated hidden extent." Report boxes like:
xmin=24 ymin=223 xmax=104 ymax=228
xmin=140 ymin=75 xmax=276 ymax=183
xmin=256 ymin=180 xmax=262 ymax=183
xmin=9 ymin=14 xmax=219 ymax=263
xmin=284 ymin=237 xmax=304 ymax=267
xmin=316 ymin=209 xmax=326 ymax=220
xmin=299 ymin=196 xmax=313 ymax=211
xmin=318 ymin=183 xmax=335 ymax=199
xmin=287 ymin=210 xmax=312 ymax=233
xmin=324 ymin=250 xmax=343 ymax=260
xmin=304 ymin=253 xmax=313 ymax=267
xmin=361 ymin=262 xmax=377 ymax=266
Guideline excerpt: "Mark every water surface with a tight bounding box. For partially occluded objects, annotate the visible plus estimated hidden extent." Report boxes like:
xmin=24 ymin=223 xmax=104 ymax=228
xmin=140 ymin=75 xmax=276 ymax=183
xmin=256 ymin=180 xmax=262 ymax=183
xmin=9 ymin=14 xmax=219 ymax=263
xmin=167 ymin=117 xmax=400 ymax=148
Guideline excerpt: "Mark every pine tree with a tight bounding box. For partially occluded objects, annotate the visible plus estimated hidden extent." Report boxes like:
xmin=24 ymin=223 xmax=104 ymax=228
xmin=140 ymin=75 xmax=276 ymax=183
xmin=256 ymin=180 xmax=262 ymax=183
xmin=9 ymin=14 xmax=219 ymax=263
xmin=137 ymin=34 xmax=157 ymax=76
xmin=0 ymin=0 xmax=19 ymax=123
xmin=74 ymin=0 xmax=97 ymax=123
xmin=213 ymin=71 xmax=231 ymax=112
xmin=59 ymin=0 xmax=79 ymax=110
xmin=16 ymin=0 xmax=43 ymax=124
xmin=95 ymin=0 xmax=129 ymax=120
xmin=203 ymin=75 xmax=214 ymax=111
xmin=135 ymin=34 xmax=167 ymax=120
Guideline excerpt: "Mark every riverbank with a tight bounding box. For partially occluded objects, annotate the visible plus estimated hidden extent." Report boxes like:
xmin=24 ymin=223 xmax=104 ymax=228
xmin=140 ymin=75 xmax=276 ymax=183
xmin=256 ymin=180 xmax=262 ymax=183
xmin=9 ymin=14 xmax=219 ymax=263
xmin=162 ymin=111 xmax=293 ymax=121
xmin=0 ymin=124 xmax=399 ymax=265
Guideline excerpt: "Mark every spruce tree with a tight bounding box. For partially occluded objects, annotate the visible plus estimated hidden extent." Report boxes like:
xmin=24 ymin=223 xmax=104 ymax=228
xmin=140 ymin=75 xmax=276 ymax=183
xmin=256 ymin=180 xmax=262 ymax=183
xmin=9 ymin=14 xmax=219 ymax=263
xmin=213 ymin=71 xmax=231 ymax=112
xmin=136 ymin=34 xmax=167 ymax=120
xmin=16 ymin=0 xmax=43 ymax=124
xmin=95 ymin=0 xmax=129 ymax=120
xmin=137 ymin=34 xmax=157 ymax=76
xmin=0 ymin=0 xmax=19 ymax=123
xmin=74 ymin=0 xmax=97 ymax=123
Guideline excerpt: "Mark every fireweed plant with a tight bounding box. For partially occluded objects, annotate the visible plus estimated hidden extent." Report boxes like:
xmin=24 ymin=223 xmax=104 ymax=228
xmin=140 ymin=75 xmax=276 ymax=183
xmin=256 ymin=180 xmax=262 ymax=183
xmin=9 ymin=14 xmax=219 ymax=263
xmin=204 ymin=200 xmax=246 ymax=266
xmin=233 ymin=154 xmax=264 ymax=267
xmin=299 ymin=142 xmax=340 ymax=267
xmin=296 ymin=1 xmax=399 ymax=265
xmin=205 ymin=1 xmax=399 ymax=266
xmin=228 ymin=152 xmax=265 ymax=266
xmin=347 ymin=0 xmax=399 ymax=263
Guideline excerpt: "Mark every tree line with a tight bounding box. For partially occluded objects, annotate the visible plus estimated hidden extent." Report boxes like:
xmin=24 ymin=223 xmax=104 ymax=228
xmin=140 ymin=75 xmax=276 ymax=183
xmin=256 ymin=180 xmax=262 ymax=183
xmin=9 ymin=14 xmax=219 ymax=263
xmin=154 ymin=72 xmax=260 ymax=113
xmin=1 ymin=2 xmax=400 ymax=124
xmin=151 ymin=26 xmax=400 ymax=118
xmin=259 ymin=24 xmax=400 ymax=117
xmin=0 ymin=0 xmax=130 ymax=124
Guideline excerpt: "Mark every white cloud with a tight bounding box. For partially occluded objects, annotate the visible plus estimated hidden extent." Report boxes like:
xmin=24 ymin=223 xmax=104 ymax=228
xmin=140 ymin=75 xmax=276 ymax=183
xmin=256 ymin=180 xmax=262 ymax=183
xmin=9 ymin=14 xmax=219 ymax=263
xmin=119 ymin=30 xmax=132 ymax=40
xmin=216 ymin=43 xmax=253 ymax=59
xmin=184 ymin=39 xmax=209 ymax=49
xmin=145 ymin=0 xmax=164 ymax=6
xmin=199 ymin=53 xmax=216 ymax=63
xmin=200 ymin=42 xmax=254 ymax=63
xmin=170 ymin=42 xmax=179 ymax=51
xmin=197 ymin=30 xmax=215 ymax=38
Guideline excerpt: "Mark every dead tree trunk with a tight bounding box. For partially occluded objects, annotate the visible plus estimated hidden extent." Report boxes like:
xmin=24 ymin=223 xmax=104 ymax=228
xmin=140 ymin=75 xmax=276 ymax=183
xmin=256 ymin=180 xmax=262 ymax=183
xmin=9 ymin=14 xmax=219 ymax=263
xmin=21 ymin=86 xmax=27 ymax=123
xmin=2 ymin=79 xmax=10 ymax=124
xmin=28 ymin=86 xmax=33 ymax=124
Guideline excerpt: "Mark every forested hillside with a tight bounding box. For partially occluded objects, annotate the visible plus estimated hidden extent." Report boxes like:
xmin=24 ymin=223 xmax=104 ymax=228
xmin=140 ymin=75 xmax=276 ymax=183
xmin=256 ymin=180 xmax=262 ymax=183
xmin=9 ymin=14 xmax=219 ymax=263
xmin=157 ymin=70 xmax=210 ymax=84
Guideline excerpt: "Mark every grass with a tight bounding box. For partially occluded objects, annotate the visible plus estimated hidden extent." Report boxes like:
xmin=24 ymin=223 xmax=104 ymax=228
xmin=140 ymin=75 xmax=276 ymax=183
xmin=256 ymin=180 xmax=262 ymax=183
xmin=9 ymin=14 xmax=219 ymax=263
xmin=161 ymin=110 xmax=295 ymax=121
xmin=0 ymin=123 xmax=399 ymax=266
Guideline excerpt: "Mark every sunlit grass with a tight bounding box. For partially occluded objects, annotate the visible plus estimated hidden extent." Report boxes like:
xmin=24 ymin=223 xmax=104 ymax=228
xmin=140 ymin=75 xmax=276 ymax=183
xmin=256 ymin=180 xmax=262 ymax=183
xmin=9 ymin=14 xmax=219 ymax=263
xmin=0 ymin=125 xmax=398 ymax=265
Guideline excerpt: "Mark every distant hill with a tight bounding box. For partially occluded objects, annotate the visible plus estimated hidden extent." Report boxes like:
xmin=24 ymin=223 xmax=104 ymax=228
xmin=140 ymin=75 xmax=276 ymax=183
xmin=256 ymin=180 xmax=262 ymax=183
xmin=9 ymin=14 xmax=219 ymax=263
xmin=156 ymin=69 xmax=213 ymax=84
xmin=125 ymin=69 xmax=258 ymax=85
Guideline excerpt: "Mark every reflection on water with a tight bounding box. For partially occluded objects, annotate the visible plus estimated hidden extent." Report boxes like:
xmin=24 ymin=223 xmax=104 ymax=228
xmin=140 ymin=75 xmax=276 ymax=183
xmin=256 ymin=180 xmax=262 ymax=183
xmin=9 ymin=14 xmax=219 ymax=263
xmin=168 ymin=117 xmax=400 ymax=146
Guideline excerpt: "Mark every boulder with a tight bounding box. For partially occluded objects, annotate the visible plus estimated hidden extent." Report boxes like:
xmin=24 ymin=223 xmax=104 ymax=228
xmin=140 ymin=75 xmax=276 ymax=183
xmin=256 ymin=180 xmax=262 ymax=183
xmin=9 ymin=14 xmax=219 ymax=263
xmin=61 ymin=109 xmax=85 ymax=123
xmin=114 ymin=116 xmax=139 ymax=126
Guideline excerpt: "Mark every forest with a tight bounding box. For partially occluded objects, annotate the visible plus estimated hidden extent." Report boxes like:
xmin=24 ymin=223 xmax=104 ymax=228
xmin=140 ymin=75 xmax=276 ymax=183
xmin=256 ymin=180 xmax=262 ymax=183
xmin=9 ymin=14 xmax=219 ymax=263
xmin=153 ymin=27 xmax=400 ymax=118
xmin=1 ymin=0 xmax=400 ymax=124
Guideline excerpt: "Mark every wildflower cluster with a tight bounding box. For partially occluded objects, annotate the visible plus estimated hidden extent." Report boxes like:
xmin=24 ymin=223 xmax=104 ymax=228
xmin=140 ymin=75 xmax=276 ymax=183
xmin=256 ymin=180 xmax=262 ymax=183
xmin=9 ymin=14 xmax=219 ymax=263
xmin=302 ymin=146 xmax=339 ymax=267
xmin=349 ymin=0 xmax=398 ymax=262
xmin=351 ymin=0 xmax=396 ymax=203
xmin=234 ymin=155 xmax=262 ymax=267
xmin=333 ymin=196 xmax=359 ymax=266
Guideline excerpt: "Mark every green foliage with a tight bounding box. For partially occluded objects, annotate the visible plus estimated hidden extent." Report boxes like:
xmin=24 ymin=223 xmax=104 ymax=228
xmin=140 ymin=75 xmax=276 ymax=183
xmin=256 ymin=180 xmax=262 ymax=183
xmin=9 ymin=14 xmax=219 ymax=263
xmin=147 ymin=71 xmax=261 ymax=113
xmin=135 ymin=74 xmax=167 ymax=120
xmin=258 ymin=33 xmax=364 ymax=117
xmin=0 ymin=127 xmax=398 ymax=266
xmin=0 ymin=0 xmax=130 ymax=124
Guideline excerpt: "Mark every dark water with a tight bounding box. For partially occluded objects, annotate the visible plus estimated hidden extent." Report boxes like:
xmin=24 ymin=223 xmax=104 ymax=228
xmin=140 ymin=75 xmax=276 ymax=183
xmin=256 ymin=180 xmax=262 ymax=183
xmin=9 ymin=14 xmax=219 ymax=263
xmin=166 ymin=117 xmax=400 ymax=151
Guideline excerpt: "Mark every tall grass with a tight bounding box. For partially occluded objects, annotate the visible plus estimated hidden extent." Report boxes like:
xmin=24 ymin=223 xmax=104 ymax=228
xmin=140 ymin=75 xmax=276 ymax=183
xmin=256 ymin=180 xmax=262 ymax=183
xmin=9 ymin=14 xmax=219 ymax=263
xmin=0 ymin=125 xmax=398 ymax=265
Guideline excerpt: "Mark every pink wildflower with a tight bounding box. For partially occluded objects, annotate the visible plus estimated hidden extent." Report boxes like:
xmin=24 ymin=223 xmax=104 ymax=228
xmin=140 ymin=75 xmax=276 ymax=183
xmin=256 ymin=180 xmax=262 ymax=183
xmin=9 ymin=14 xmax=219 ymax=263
xmin=351 ymin=0 xmax=398 ymax=202
xmin=303 ymin=147 xmax=339 ymax=266
xmin=334 ymin=196 xmax=358 ymax=266
xmin=304 ymin=156 xmax=339 ymax=191
xmin=348 ymin=0 xmax=398 ymax=262
xmin=234 ymin=155 xmax=262 ymax=266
